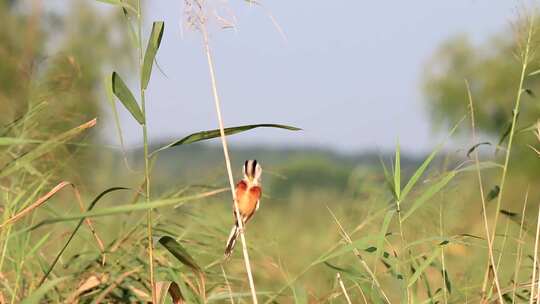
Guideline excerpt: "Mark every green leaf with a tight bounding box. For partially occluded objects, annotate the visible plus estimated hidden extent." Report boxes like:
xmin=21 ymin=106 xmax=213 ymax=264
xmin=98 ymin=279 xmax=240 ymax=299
xmin=27 ymin=233 xmax=51 ymax=258
xmin=151 ymin=124 xmax=301 ymax=156
xmin=394 ymin=142 xmax=401 ymax=200
xmin=379 ymin=156 xmax=396 ymax=199
xmin=292 ymin=283 xmax=308 ymax=304
xmin=121 ymin=7 xmax=139 ymax=49
xmin=318 ymin=235 xmax=377 ymax=262
xmin=158 ymin=236 xmax=202 ymax=274
xmin=111 ymin=72 xmax=145 ymax=124
xmin=0 ymin=137 xmax=41 ymax=146
xmin=466 ymin=142 xmax=492 ymax=158
xmin=105 ymin=76 xmax=127 ymax=150
xmin=156 ymin=281 xmax=184 ymax=304
xmin=323 ymin=262 xmax=366 ymax=279
xmin=456 ymin=161 xmax=503 ymax=173
xmin=142 ymin=21 xmax=165 ymax=89
xmin=529 ymin=69 xmax=540 ymax=76
xmin=0 ymin=119 xmax=96 ymax=178
xmin=95 ymin=0 xmax=137 ymax=14
xmin=408 ymin=248 xmax=441 ymax=287
xmin=21 ymin=277 xmax=70 ymax=304
xmin=401 ymin=172 xmax=456 ymax=222
xmin=38 ymin=187 xmax=129 ymax=286
xmin=375 ymin=210 xmax=394 ymax=268
xmin=487 ymin=185 xmax=500 ymax=202
xmin=401 ymin=118 xmax=461 ymax=201
xmin=442 ymin=269 xmax=452 ymax=294
xmin=29 ymin=188 xmax=227 ymax=226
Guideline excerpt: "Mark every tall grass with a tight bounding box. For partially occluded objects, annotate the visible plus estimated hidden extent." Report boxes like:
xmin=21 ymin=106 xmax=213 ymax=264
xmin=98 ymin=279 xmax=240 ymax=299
xmin=1 ymin=2 xmax=540 ymax=304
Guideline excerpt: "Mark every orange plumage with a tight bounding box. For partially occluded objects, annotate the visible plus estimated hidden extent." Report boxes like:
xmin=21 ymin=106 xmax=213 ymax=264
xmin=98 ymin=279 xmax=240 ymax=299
xmin=235 ymin=180 xmax=262 ymax=223
xmin=224 ymin=160 xmax=262 ymax=258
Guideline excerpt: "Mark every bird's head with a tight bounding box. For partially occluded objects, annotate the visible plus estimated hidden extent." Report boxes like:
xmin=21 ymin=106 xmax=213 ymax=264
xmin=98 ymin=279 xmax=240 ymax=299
xmin=242 ymin=159 xmax=262 ymax=185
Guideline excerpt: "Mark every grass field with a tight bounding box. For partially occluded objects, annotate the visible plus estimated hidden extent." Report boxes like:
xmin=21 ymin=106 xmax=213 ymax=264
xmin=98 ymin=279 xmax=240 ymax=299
xmin=1 ymin=1 xmax=540 ymax=303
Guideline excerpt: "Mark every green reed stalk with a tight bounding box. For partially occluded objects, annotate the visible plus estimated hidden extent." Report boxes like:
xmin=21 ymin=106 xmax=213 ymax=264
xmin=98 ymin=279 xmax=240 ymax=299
xmin=135 ymin=0 xmax=156 ymax=302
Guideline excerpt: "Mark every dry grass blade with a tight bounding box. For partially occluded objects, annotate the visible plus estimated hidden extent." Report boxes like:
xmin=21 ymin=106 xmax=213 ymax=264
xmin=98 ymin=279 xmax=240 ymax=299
xmin=530 ymin=120 xmax=540 ymax=156
xmin=336 ymin=273 xmax=352 ymax=304
xmin=531 ymin=204 xmax=540 ymax=304
xmin=221 ymin=265 xmax=235 ymax=304
xmin=466 ymin=80 xmax=504 ymax=304
xmin=489 ymin=15 xmax=535 ymax=293
xmin=1 ymin=182 xmax=106 ymax=263
xmin=325 ymin=205 xmax=391 ymax=303
xmin=0 ymin=181 xmax=71 ymax=228
xmin=0 ymin=118 xmax=97 ymax=178
xmin=156 ymin=281 xmax=185 ymax=304
xmin=38 ymin=187 xmax=128 ymax=287
xmin=200 ymin=20 xmax=258 ymax=304
xmin=92 ymin=267 xmax=141 ymax=304
xmin=65 ymin=274 xmax=109 ymax=304
xmin=2 ymin=179 xmax=108 ymax=259
xmin=512 ymin=189 xmax=530 ymax=303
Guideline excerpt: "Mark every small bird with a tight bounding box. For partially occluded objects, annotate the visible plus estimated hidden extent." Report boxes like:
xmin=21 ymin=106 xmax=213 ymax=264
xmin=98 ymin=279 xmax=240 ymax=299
xmin=224 ymin=159 xmax=262 ymax=258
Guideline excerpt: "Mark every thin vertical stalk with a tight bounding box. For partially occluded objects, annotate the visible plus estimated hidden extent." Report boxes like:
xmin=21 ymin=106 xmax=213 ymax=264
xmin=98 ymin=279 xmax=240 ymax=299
xmin=396 ymin=200 xmax=411 ymax=303
xmin=337 ymin=273 xmax=353 ymax=304
xmin=479 ymin=16 xmax=535 ymax=300
xmin=511 ymin=188 xmax=529 ymax=303
xmin=490 ymin=15 xmax=534 ymax=267
xmin=465 ymin=80 xmax=504 ymax=304
xmin=439 ymin=201 xmax=448 ymax=304
xmin=531 ymin=203 xmax=540 ymax=304
xmin=136 ymin=0 xmax=156 ymax=302
xmin=325 ymin=205 xmax=391 ymax=303
xmin=200 ymin=26 xmax=258 ymax=304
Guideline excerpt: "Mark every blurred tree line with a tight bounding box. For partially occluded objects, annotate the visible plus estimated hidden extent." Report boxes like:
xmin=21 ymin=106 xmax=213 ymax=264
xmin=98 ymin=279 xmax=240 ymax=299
xmin=0 ymin=0 xmax=131 ymax=181
xmin=423 ymin=16 xmax=540 ymax=176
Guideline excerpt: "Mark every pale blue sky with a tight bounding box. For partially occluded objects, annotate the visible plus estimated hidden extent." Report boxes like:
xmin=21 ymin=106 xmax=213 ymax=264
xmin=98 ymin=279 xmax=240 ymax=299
xmin=97 ymin=1 xmax=531 ymax=153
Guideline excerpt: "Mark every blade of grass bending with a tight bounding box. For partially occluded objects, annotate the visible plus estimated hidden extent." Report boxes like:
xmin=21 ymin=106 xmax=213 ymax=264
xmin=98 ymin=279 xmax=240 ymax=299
xmin=105 ymin=76 xmax=126 ymax=152
xmin=400 ymin=117 xmax=463 ymax=201
xmin=378 ymin=155 xmax=396 ymax=199
xmin=456 ymin=161 xmax=503 ymax=173
xmin=0 ymin=181 xmax=72 ymax=228
xmin=292 ymin=283 xmax=308 ymax=304
xmin=325 ymin=205 xmax=391 ymax=303
xmin=401 ymin=171 xmax=456 ymax=222
xmin=27 ymin=233 xmax=51 ymax=258
xmin=0 ymin=138 xmax=42 ymax=146
xmin=466 ymin=142 xmax=491 ymax=159
xmin=0 ymin=119 xmax=96 ymax=178
xmin=141 ymin=21 xmax=164 ymax=89
xmin=150 ymin=124 xmax=301 ymax=156
xmin=111 ymin=72 xmax=145 ymax=124
xmin=156 ymin=281 xmax=184 ymax=304
xmin=20 ymin=276 xmax=70 ymax=304
xmin=29 ymin=188 xmax=228 ymax=225
xmin=37 ymin=187 xmax=129 ymax=286
xmin=375 ymin=210 xmax=394 ymax=274
xmin=336 ymin=273 xmax=353 ymax=304
xmin=408 ymin=248 xmax=441 ymax=287
xmin=319 ymin=236 xmax=378 ymax=262
xmin=158 ymin=236 xmax=202 ymax=274
xmin=94 ymin=0 xmax=137 ymax=14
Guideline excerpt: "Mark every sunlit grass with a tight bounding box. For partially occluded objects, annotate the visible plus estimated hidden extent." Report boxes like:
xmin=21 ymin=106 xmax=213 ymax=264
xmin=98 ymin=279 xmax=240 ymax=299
xmin=1 ymin=2 xmax=540 ymax=304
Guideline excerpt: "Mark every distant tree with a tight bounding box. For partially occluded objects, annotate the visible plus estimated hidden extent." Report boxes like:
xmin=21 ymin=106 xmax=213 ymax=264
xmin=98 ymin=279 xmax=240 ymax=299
xmin=422 ymin=16 xmax=540 ymax=175
xmin=0 ymin=0 xmax=131 ymax=131
xmin=0 ymin=0 xmax=132 ymax=178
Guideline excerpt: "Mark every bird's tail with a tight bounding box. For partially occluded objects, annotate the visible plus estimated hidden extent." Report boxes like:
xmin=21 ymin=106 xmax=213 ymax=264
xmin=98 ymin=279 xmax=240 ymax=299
xmin=224 ymin=225 xmax=240 ymax=259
